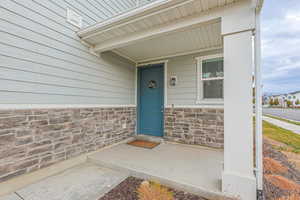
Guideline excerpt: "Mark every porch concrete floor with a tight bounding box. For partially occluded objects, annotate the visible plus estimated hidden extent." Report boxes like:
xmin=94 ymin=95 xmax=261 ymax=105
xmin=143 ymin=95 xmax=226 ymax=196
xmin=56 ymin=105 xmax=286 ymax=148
xmin=88 ymin=142 xmax=224 ymax=199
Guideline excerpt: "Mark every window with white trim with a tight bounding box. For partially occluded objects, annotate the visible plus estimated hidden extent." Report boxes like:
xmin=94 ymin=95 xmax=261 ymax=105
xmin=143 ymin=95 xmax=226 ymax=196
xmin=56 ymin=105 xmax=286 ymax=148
xmin=197 ymin=55 xmax=224 ymax=102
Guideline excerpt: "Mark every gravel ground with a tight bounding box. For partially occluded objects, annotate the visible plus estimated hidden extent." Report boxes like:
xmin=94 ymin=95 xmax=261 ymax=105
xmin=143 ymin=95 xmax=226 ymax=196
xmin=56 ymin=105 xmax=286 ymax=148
xmin=264 ymin=140 xmax=300 ymax=183
xmin=263 ymin=140 xmax=300 ymax=199
xmin=99 ymin=177 xmax=208 ymax=200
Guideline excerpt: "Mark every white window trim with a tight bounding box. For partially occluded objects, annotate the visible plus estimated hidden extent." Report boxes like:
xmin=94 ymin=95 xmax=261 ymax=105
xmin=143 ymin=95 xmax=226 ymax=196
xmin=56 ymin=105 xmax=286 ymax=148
xmin=196 ymin=54 xmax=224 ymax=104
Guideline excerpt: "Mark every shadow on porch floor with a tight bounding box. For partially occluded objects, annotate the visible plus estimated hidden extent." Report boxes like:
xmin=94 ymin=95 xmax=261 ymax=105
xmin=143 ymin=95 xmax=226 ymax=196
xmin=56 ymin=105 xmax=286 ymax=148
xmin=88 ymin=142 xmax=225 ymax=199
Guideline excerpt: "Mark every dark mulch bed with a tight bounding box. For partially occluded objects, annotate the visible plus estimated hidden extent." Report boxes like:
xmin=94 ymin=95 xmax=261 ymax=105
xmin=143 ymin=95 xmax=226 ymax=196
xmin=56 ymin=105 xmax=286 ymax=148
xmin=263 ymin=140 xmax=300 ymax=200
xmin=99 ymin=177 xmax=208 ymax=200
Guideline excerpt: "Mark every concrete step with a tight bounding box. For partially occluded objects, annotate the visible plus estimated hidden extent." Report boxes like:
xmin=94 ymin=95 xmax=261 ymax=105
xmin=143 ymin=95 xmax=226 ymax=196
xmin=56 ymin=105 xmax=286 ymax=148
xmin=87 ymin=143 xmax=231 ymax=200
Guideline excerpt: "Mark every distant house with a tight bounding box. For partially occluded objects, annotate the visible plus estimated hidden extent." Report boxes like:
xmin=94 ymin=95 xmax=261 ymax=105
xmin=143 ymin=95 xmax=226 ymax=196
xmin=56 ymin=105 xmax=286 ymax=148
xmin=268 ymin=94 xmax=284 ymax=107
xmin=290 ymin=91 xmax=300 ymax=106
xmin=267 ymin=91 xmax=300 ymax=107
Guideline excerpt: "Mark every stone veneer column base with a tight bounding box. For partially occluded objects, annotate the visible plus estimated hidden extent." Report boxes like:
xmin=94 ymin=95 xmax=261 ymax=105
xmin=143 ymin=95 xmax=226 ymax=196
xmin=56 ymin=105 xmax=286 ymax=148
xmin=0 ymin=107 xmax=136 ymax=182
xmin=164 ymin=108 xmax=224 ymax=149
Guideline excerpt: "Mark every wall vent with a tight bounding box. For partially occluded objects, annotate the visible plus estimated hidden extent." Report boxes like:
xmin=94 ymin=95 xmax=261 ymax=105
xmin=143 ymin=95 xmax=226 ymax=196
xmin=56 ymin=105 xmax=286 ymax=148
xmin=67 ymin=8 xmax=82 ymax=28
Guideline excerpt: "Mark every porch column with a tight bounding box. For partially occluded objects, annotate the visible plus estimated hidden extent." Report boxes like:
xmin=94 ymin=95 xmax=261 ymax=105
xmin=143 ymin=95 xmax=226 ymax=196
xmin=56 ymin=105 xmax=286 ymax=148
xmin=222 ymin=30 xmax=256 ymax=200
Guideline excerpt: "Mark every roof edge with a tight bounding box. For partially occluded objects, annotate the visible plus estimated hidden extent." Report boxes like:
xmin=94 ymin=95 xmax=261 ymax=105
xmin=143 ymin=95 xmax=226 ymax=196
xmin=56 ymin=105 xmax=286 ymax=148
xmin=77 ymin=0 xmax=182 ymax=37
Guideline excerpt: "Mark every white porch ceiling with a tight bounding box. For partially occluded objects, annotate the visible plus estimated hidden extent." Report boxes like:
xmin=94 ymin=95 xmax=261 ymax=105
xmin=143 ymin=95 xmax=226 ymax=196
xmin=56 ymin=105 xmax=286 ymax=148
xmin=77 ymin=0 xmax=240 ymax=62
xmin=114 ymin=20 xmax=222 ymax=62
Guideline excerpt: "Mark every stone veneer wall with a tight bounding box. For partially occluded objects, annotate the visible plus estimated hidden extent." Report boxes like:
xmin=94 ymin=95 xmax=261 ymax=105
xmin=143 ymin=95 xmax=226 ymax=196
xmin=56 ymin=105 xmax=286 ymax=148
xmin=164 ymin=108 xmax=224 ymax=148
xmin=0 ymin=107 xmax=136 ymax=182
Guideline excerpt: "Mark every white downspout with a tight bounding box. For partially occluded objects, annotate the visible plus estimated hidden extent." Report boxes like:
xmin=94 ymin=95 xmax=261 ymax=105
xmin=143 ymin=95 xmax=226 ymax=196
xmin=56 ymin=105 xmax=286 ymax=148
xmin=254 ymin=10 xmax=263 ymax=193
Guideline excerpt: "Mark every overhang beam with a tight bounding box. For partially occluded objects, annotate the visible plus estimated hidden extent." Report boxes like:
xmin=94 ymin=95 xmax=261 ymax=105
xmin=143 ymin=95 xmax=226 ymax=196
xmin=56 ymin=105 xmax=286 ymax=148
xmin=79 ymin=0 xmax=194 ymax=40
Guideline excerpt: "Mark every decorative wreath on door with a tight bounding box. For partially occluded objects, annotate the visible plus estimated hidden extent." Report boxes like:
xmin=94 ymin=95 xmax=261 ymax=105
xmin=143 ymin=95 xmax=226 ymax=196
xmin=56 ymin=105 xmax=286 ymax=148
xmin=148 ymin=80 xmax=157 ymax=89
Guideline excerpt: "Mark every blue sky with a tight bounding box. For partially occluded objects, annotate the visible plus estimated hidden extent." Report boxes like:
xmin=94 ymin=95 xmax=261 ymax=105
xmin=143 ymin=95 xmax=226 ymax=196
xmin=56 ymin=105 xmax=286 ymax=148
xmin=261 ymin=0 xmax=300 ymax=95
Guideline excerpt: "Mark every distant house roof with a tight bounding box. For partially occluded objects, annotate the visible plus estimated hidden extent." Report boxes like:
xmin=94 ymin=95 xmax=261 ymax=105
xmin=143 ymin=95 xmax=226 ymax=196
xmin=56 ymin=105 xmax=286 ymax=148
xmin=290 ymin=91 xmax=300 ymax=95
xmin=269 ymin=91 xmax=300 ymax=98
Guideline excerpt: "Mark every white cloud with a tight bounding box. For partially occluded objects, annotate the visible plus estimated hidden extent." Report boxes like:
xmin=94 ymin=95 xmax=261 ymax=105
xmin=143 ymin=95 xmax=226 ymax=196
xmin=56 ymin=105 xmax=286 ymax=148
xmin=262 ymin=4 xmax=300 ymax=93
xmin=286 ymin=13 xmax=300 ymax=22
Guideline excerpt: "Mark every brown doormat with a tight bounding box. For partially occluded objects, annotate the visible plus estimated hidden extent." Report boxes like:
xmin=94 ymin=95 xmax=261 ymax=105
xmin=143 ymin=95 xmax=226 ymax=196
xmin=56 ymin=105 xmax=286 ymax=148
xmin=127 ymin=140 xmax=160 ymax=149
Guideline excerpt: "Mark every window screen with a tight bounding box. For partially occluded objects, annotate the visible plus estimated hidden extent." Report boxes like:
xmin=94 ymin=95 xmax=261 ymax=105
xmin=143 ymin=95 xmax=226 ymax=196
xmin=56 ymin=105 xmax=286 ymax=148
xmin=201 ymin=57 xmax=224 ymax=99
xmin=202 ymin=58 xmax=224 ymax=79
xmin=203 ymin=80 xmax=223 ymax=99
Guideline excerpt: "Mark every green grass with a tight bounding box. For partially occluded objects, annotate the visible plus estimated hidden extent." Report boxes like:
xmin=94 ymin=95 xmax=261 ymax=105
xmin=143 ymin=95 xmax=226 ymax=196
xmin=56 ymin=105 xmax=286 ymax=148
xmin=263 ymin=121 xmax=300 ymax=153
xmin=265 ymin=114 xmax=300 ymax=126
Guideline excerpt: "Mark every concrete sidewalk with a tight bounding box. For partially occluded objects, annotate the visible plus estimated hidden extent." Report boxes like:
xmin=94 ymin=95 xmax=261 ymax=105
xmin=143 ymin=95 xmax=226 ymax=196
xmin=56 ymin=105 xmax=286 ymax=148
xmin=263 ymin=116 xmax=300 ymax=134
xmin=0 ymin=163 xmax=128 ymax=200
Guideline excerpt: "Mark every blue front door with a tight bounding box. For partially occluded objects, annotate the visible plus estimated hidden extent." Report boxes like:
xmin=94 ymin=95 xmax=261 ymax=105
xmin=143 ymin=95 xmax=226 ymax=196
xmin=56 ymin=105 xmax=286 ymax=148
xmin=138 ymin=64 xmax=164 ymax=137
